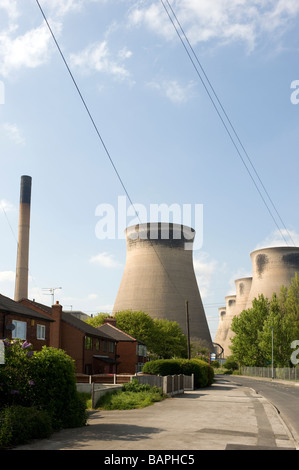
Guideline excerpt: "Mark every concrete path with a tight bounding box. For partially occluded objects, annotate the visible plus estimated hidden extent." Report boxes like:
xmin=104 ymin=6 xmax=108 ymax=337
xmin=15 ymin=376 xmax=297 ymax=451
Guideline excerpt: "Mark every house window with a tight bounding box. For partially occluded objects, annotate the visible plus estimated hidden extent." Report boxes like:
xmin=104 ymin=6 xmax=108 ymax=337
xmin=37 ymin=324 xmax=46 ymax=340
xmin=102 ymin=340 xmax=107 ymax=352
xmin=108 ymin=341 xmax=114 ymax=353
xmin=12 ymin=320 xmax=27 ymax=340
xmin=95 ymin=339 xmax=100 ymax=350
xmin=85 ymin=336 xmax=92 ymax=350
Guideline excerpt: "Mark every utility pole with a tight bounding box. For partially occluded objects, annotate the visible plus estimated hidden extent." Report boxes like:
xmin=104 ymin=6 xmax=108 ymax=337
xmin=186 ymin=300 xmax=191 ymax=359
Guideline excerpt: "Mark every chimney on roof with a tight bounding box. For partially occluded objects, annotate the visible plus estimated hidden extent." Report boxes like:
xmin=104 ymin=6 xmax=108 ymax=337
xmin=50 ymin=302 xmax=62 ymax=349
xmin=14 ymin=175 xmax=32 ymax=302
xmin=103 ymin=317 xmax=117 ymax=326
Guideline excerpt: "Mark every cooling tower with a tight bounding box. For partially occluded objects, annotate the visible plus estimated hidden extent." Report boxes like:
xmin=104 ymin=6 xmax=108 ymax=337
xmin=14 ymin=175 xmax=32 ymax=301
xmin=234 ymin=277 xmax=252 ymax=316
xmin=214 ymin=306 xmax=226 ymax=346
xmin=245 ymin=246 xmax=299 ymax=310
xmin=220 ymin=295 xmax=236 ymax=357
xmin=113 ymin=222 xmax=213 ymax=350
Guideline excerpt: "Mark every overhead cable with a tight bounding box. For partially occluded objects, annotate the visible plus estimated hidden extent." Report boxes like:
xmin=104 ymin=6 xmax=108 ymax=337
xmin=161 ymin=0 xmax=295 ymax=247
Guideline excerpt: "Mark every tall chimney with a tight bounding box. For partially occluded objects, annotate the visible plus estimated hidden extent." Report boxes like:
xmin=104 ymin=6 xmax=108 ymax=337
xmin=14 ymin=175 xmax=32 ymax=301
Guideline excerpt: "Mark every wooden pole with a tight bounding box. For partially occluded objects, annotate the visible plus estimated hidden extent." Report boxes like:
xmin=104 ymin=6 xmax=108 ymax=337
xmin=186 ymin=300 xmax=191 ymax=359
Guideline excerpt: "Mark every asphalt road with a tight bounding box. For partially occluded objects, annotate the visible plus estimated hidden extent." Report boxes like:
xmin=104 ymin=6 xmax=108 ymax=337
xmin=223 ymin=375 xmax=299 ymax=444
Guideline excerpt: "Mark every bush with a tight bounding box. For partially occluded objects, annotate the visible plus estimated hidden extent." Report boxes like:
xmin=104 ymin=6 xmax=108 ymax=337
xmin=29 ymin=347 xmax=87 ymax=430
xmin=0 ymin=406 xmax=52 ymax=448
xmin=96 ymin=380 xmax=165 ymax=410
xmin=224 ymin=356 xmax=239 ymax=371
xmin=0 ymin=341 xmax=87 ymax=447
xmin=142 ymin=358 xmax=214 ymax=388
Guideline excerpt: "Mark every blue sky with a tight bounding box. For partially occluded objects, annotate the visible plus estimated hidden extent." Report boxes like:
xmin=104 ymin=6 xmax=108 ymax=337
xmin=0 ymin=0 xmax=299 ymax=340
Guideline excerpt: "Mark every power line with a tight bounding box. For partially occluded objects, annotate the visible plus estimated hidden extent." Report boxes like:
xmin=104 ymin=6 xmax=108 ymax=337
xmin=161 ymin=0 xmax=295 ymax=247
xmin=36 ymin=0 xmax=139 ymax=221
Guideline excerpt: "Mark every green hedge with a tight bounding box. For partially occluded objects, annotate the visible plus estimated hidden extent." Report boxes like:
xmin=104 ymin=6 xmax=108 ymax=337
xmin=0 ymin=406 xmax=52 ymax=448
xmin=0 ymin=341 xmax=87 ymax=447
xmin=142 ymin=358 xmax=214 ymax=388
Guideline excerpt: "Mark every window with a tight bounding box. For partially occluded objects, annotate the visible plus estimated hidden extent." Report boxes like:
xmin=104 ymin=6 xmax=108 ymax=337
xmin=37 ymin=324 xmax=46 ymax=340
xmin=95 ymin=339 xmax=100 ymax=350
xmin=102 ymin=340 xmax=107 ymax=352
xmin=84 ymin=336 xmax=92 ymax=350
xmin=108 ymin=341 xmax=114 ymax=353
xmin=12 ymin=320 xmax=27 ymax=340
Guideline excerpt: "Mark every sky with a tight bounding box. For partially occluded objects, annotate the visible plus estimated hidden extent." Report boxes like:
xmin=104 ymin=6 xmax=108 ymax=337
xmin=0 ymin=0 xmax=299 ymax=341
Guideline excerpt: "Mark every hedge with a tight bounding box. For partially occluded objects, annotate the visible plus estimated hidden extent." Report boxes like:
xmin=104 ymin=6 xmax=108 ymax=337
xmin=142 ymin=358 xmax=214 ymax=388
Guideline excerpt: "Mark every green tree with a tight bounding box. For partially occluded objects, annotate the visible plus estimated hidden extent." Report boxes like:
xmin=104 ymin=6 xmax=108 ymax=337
xmin=85 ymin=312 xmax=110 ymax=327
xmin=151 ymin=318 xmax=187 ymax=359
xmin=230 ymin=295 xmax=270 ymax=366
xmin=259 ymin=293 xmax=298 ymax=367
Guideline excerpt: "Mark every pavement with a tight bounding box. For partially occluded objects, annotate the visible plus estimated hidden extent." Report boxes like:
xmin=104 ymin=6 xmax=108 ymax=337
xmin=14 ymin=375 xmax=298 ymax=452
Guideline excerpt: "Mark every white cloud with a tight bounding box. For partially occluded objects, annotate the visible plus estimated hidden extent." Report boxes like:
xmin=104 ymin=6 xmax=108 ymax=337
xmin=147 ymin=79 xmax=196 ymax=104
xmin=0 ymin=22 xmax=53 ymax=77
xmin=3 ymin=123 xmax=25 ymax=145
xmin=193 ymin=251 xmax=218 ymax=299
xmin=129 ymin=0 xmax=299 ymax=52
xmin=0 ymin=199 xmax=14 ymax=212
xmin=90 ymin=252 xmax=122 ymax=268
xmin=70 ymin=40 xmax=132 ymax=81
xmin=255 ymin=228 xmax=299 ymax=249
xmin=0 ymin=271 xmax=15 ymax=283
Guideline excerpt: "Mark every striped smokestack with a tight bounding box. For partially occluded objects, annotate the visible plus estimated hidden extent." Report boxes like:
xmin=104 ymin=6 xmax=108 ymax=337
xmin=14 ymin=175 xmax=32 ymax=301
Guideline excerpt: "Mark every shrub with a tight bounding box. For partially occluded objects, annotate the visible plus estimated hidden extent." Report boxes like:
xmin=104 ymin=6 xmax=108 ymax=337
xmin=0 ymin=406 xmax=52 ymax=448
xmin=0 ymin=341 xmax=87 ymax=438
xmin=29 ymin=347 xmax=87 ymax=430
xmin=96 ymin=383 xmax=165 ymax=410
xmin=224 ymin=356 xmax=239 ymax=371
xmin=142 ymin=358 xmax=214 ymax=388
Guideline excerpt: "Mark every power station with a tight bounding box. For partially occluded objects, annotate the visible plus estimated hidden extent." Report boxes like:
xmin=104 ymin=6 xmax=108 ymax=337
xmin=113 ymin=222 xmax=214 ymax=350
xmin=215 ymin=246 xmax=299 ymax=358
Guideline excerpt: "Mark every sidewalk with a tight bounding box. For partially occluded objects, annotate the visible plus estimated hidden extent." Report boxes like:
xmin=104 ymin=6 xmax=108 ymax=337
xmin=15 ymin=376 xmax=297 ymax=451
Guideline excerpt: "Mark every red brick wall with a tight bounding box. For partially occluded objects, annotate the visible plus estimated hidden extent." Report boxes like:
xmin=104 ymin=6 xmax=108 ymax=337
xmin=0 ymin=312 xmax=49 ymax=350
xmin=117 ymin=341 xmax=138 ymax=374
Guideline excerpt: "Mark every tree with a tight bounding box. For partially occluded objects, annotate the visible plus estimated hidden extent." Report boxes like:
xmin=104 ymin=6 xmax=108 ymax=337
xmin=151 ymin=318 xmax=187 ymax=359
xmin=85 ymin=312 xmax=110 ymax=328
xmin=230 ymin=295 xmax=270 ymax=366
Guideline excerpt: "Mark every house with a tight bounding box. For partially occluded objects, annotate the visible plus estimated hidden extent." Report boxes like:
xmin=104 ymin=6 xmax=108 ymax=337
xmin=19 ymin=299 xmax=118 ymax=375
xmin=97 ymin=317 xmax=148 ymax=374
xmin=0 ymin=293 xmax=53 ymax=350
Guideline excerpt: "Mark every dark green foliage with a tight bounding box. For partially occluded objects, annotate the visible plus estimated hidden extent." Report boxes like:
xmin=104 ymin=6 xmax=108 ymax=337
xmin=0 ymin=342 xmax=87 ymax=447
xmin=29 ymin=347 xmax=87 ymax=430
xmin=0 ymin=406 xmax=52 ymax=448
xmin=142 ymin=358 xmax=214 ymax=388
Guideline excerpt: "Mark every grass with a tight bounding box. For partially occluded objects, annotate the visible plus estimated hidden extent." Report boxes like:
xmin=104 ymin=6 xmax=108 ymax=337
xmin=78 ymin=380 xmax=167 ymax=411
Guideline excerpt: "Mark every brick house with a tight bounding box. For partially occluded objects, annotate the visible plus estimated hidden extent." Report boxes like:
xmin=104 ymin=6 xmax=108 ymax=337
xmin=20 ymin=299 xmax=118 ymax=375
xmin=97 ymin=318 xmax=148 ymax=374
xmin=0 ymin=293 xmax=53 ymax=350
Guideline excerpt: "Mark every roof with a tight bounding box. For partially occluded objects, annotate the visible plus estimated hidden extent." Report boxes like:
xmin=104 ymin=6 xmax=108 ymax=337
xmin=97 ymin=323 xmax=142 ymax=343
xmin=62 ymin=312 xmax=113 ymax=340
xmin=0 ymin=294 xmax=54 ymax=322
xmin=18 ymin=299 xmax=114 ymax=340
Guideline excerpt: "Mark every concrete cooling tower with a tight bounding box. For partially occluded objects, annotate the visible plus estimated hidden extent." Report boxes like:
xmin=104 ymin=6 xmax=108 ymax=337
xmin=214 ymin=306 xmax=226 ymax=354
xmin=113 ymin=222 xmax=213 ymax=350
xmin=220 ymin=295 xmax=236 ymax=357
xmin=245 ymin=246 xmax=299 ymax=310
xmin=14 ymin=175 xmax=32 ymax=302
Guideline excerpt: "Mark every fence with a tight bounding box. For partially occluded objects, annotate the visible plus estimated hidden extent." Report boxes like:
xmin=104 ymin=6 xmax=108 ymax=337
xmin=242 ymin=367 xmax=299 ymax=381
xmin=76 ymin=373 xmax=194 ymax=408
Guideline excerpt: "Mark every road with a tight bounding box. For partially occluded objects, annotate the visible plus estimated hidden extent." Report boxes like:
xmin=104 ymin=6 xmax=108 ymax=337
xmin=223 ymin=375 xmax=299 ymax=444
